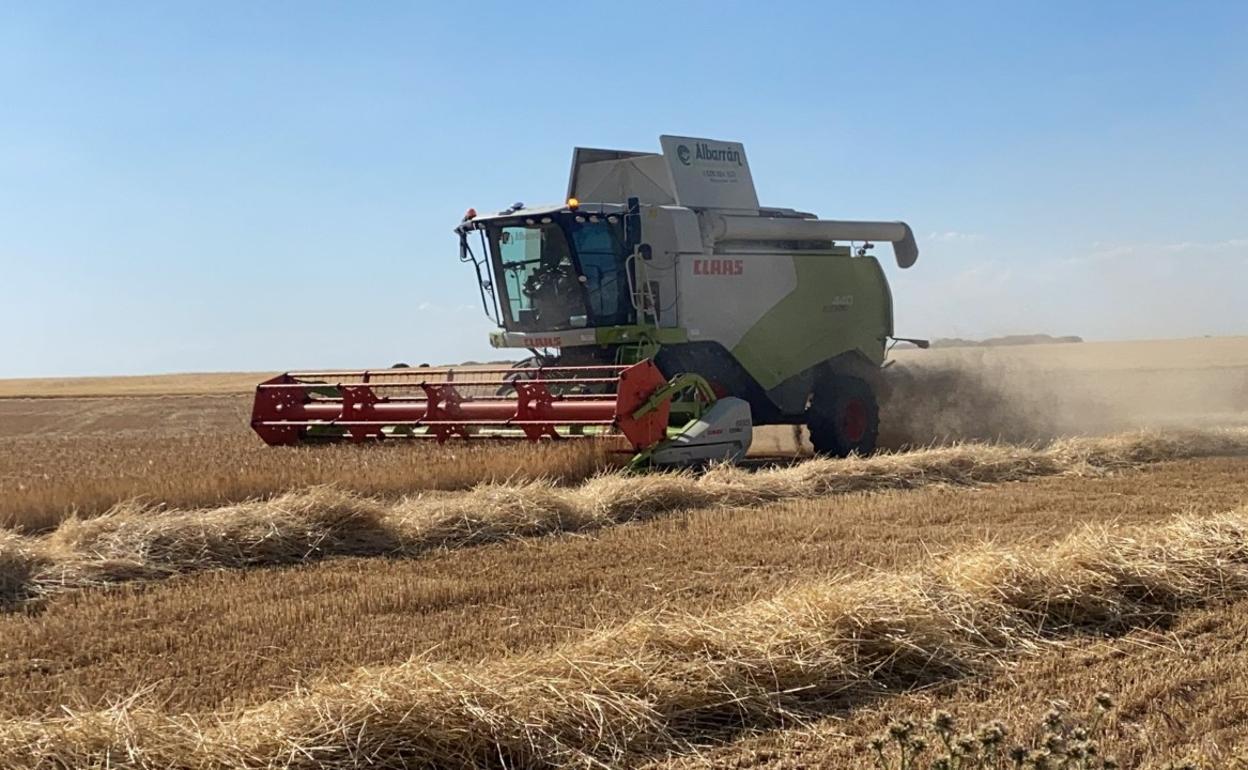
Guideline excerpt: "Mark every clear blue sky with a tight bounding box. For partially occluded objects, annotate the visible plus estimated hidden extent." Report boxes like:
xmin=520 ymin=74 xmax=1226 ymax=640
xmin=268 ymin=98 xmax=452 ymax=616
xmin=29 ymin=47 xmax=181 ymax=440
xmin=3 ymin=2 xmax=1245 ymax=377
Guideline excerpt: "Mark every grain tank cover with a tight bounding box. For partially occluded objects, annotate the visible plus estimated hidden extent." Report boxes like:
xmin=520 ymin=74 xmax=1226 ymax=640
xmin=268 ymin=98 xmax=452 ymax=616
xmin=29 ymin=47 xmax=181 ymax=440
xmin=567 ymin=135 xmax=760 ymax=212
xmin=658 ymin=135 xmax=759 ymax=212
xmin=567 ymin=147 xmax=676 ymax=206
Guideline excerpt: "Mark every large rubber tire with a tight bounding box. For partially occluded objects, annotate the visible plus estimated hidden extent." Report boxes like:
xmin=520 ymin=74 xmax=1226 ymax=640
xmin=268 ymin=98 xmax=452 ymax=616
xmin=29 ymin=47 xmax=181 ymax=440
xmin=807 ymin=376 xmax=879 ymax=457
xmin=495 ymin=355 xmax=551 ymax=396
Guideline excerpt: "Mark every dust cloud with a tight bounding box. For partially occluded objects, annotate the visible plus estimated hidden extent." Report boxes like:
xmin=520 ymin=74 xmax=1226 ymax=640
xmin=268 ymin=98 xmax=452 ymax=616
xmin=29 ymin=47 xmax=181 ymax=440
xmin=877 ymin=358 xmax=1124 ymax=448
xmin=751 ymin=338 xmax=1248 ymax=454
xmin=878 ymin=342 xmax=1248 ymax=449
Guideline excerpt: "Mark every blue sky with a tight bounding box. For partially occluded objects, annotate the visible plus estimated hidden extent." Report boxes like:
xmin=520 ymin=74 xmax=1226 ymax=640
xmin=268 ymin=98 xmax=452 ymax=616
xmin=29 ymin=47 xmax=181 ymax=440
xmin=2 ymin=2 xmax=1245 ymax=377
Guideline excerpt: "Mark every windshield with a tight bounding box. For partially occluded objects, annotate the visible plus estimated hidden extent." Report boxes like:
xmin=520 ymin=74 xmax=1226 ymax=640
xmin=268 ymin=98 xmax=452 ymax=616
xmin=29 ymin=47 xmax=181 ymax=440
xmin=487 ymin=216 xmax=632 ymax=332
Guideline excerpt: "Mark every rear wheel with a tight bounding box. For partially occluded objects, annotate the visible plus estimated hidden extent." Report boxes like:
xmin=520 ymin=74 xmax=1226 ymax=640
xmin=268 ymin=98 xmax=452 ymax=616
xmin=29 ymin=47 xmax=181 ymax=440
xmin=807 ymin=376 xmax=879 ymax=457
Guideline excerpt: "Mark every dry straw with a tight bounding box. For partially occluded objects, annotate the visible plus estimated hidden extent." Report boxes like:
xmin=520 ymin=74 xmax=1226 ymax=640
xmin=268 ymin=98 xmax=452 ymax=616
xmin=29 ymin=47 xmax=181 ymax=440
xmin=4 ymin=429 xmax=1247 ymax=608
xmin=5 ymin=504 xmax=1248 ymax=768
xmin=0 ymin=530 xmax=46 ymax=608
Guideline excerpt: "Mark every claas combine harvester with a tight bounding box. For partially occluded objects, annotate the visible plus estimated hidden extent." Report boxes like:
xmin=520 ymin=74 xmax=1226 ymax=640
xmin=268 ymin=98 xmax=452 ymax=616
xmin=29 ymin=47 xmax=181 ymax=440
xmin=252 ymin=135 xmax=922 ymax=466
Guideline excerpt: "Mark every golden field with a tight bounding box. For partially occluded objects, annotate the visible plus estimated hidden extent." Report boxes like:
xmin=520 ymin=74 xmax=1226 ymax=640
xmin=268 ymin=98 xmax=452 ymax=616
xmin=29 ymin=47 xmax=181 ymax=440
xmin=0 ymin=371 xmax=271 ymax=399
xmin=1 ymin=336 xmax=1247 ymax=768
xmin=4 ymin=336 xmax=1246 ymax=531
xmin=0 ymin=395 xmax=618 ymax=532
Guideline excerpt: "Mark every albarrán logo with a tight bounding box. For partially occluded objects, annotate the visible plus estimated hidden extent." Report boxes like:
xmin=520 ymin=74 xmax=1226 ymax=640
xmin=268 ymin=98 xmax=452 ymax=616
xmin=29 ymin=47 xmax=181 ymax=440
xmin=694 ymin=142 xmax=743 ymax=166
xmin=676 ymin=145 xmax=692 ymax=166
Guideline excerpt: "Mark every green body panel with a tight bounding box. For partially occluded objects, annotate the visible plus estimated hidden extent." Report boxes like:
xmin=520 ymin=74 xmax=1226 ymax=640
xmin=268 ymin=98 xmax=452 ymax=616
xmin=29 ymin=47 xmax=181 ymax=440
xmin=593 ymin=325 xmax=688 ymax=346
xmin=487 ymin=325 xmax=685 ymax=350
xmin=730 ymin=255 xmax=892 ymax=391
xmin=596 ymin=325 xmax=685 ymax=364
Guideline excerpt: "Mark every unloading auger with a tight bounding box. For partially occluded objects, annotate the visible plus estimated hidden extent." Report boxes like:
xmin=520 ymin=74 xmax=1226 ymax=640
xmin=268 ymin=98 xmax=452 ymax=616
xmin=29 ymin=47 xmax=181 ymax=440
xmin=252 ymin=135 xmax=921 ymax=466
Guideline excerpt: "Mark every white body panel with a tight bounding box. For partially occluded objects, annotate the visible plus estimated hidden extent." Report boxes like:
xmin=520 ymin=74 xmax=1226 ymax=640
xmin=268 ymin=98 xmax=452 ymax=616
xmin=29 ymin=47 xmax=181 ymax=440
xmin=658 ymin=135 xmax=760 ymax=212
xmin=675 ymin=248 xmax=797 ymax=349
xmin=637 ymin=206 xmax=702 ymax=329
xmin=493 ymin=329 xmax=598 ymax=348
xmin=650 ymin=397 xmax=753 ymax=466
xmin=573 ymin=154 xmax=676 ymax=206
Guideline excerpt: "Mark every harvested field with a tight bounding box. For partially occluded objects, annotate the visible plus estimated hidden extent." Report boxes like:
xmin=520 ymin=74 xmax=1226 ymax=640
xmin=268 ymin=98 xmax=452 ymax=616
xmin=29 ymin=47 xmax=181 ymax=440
xmin=0 ymin=394 xmax=617 ymax=532
xmin=654 ymin=596 xmax=1248 ymax=770
xmin=2 ymin=336 xmax=1247 ymax=768
xmin=3 ymin=430 xmax=1245 ymax=607
xmin=0 ymin=457 xmax=1243 ymax=717
xmin=6 ymin=487 xmax=1248 ymax=767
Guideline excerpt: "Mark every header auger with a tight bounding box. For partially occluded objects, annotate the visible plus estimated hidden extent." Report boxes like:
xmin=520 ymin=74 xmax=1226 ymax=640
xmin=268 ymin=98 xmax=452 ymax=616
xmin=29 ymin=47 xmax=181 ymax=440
xmin=252 ymin=135 xmax=920 ymax=466
xmin=251 ymin=360 xmax=753 ymax=467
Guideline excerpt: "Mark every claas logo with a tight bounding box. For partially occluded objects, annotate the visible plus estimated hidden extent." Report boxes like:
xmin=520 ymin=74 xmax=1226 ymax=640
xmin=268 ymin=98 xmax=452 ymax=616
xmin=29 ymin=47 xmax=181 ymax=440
xmin=692 ymin=259 xmax=744 ymax=276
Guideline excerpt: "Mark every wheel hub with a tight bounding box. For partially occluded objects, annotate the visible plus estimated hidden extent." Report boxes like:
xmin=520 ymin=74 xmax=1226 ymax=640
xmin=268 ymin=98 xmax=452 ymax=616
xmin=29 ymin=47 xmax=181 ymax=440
xmin=841 ymin=398 xmax=868 ymax=444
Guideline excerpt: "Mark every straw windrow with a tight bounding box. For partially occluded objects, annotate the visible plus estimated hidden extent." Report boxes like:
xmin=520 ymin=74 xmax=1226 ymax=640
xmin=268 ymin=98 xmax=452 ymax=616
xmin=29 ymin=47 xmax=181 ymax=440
xmin=0 ymin=530 xmax=46 ymax=608
xmin=4 ymin=505 xmax=1248 ymax=768
xmin=3 ymin=429 xmax=1247 ymax=607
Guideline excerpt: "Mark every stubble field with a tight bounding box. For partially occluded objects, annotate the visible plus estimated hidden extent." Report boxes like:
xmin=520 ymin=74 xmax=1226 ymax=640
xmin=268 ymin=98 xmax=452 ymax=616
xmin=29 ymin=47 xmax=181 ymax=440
xmin=2 ymin=337 xmax=1247 ymax=769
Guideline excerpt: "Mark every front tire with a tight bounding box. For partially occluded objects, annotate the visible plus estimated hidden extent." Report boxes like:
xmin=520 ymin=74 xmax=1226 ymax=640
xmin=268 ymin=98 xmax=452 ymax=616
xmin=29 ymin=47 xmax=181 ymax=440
xmin=807 ymin=376 xmax=879 ymax=457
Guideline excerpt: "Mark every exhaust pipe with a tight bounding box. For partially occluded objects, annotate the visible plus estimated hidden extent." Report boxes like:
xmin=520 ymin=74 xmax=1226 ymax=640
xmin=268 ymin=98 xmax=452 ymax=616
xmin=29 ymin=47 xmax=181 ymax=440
xmin=703 ymin=214 xmax=919 ymax=268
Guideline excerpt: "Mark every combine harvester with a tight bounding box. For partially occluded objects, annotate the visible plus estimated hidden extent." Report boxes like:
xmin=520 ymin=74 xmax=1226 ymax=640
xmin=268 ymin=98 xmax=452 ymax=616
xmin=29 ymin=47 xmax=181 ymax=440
xmin=252 ymin=136 xmax=922 ymax=466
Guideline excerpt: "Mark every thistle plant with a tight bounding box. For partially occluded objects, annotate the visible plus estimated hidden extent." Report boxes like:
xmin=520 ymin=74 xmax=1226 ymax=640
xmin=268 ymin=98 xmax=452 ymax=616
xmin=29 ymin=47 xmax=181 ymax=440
xmin=864 ymin=693 xmax=1121 ymax=770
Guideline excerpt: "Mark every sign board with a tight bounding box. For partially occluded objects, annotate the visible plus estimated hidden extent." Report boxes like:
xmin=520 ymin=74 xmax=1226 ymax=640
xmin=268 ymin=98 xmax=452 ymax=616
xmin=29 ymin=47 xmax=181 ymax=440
xmin=659 ymin=135 xmax=759 ymax=212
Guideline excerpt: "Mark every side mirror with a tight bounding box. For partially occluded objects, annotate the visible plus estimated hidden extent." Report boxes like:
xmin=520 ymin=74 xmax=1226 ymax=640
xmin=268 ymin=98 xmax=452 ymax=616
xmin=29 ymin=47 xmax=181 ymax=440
xmin=892 ymin=336 xmax=931 ymax=349
xmin=638 ymin=243 xmax=653 ymax=261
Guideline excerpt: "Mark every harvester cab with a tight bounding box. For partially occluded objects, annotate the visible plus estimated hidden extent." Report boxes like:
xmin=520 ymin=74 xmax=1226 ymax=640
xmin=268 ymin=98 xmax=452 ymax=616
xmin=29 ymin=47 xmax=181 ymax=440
xmin=253 ymin=136 xmax=919 ymax=466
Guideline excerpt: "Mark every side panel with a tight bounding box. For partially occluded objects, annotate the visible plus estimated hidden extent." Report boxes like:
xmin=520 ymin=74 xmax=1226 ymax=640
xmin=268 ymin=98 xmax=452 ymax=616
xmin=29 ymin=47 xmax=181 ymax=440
xmin=677 ymin=253 xmax=798 ymax=349
xmin=639 ymin=206 xmax=700 ymax=329
xmin=730 ymin=255 xmax=892 ymax=391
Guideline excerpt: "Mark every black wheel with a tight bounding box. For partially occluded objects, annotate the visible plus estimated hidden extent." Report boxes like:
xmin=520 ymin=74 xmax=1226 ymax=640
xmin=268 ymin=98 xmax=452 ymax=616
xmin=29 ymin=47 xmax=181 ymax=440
xmin=807 ymin=376 xmax=879 ymax=457
xmin=495 ymin=354 xmax=552 ymax=396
